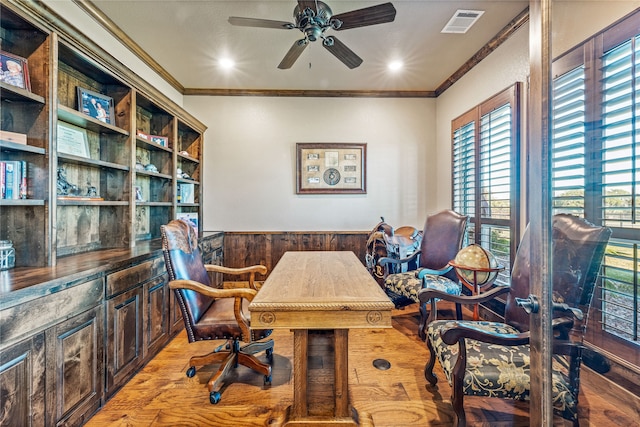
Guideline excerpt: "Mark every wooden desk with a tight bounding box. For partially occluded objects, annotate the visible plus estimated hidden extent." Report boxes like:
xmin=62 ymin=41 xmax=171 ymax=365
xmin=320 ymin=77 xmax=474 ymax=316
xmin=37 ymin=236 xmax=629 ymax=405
xmin=249 ymin=251 xmax=394 ymax=426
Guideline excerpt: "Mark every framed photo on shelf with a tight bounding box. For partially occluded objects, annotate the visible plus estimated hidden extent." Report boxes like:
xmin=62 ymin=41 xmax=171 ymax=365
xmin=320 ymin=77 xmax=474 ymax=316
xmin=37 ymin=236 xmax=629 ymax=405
xmin=57 ymin=121 xmax=89 ymax=158
xmin=77 ymin=87 xmax=115 ymax=125
xmin=296 ymin=143 xmax=367 ymax=194
xmin=0 ymin=50 xmax=30 ymax=91
xmin=150 ymin=135 xmax=168 ymax=147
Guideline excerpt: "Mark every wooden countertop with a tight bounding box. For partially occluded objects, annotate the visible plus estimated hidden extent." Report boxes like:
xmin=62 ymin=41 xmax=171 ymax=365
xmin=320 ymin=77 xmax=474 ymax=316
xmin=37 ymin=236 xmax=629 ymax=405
xmin=0 ymin=231 xmax=223 ymax=309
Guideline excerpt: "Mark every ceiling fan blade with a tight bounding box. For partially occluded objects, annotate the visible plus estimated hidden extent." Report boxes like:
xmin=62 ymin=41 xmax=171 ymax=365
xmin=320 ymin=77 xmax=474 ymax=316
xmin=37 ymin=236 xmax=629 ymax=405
xmin=228 ymin=17 xmax=294 ymax=30
xmin=278 ymin=39 xmax=309 ymax=69
xmin=322 ymin=36 xmax=363 ymax=69
xmin=332 ymin=2 xmax=396 ymax=30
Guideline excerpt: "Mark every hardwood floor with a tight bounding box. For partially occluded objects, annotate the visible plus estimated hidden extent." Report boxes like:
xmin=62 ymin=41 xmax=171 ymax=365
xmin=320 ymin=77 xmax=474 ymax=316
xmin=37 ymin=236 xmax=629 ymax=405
xmin=86 ymin=305 xmax=639 ymax=426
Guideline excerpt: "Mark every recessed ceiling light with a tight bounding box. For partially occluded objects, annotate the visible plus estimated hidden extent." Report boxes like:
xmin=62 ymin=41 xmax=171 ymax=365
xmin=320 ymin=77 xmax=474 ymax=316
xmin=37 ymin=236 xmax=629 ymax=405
xmin=219 ymin=58 xmax=235 ymax=70
xmin=388 ymin=61 xmax=403 ymax=72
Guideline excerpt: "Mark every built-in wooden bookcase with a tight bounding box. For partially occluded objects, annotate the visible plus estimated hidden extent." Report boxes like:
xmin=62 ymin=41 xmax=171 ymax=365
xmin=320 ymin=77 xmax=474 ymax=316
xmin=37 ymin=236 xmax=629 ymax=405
xmin=0 ymin=6 xmax=50 ymax=266
xmin=0 ymin=1 xmax=205 ymax=268
xmin=55 ymin=42 xmax=132 ymax=258
xmin=176 ymin=121 xmax=202 ymax=228
xmin=134 ymin=93 xmax=174 ymax=241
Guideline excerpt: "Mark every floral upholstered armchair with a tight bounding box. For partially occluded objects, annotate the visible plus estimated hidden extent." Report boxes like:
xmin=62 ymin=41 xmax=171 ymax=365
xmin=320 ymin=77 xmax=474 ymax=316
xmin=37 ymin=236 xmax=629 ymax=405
xmin=418 ymin=214 xmax=611 ymax=426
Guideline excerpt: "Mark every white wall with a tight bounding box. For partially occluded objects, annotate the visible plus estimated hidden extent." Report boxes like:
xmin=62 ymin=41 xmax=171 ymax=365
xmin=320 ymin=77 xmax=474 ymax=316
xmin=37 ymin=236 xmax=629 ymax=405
xmin=434 ymin=24 xmax=531 ymax=212
xmin=184 ymin=96 xmax=436 ymax=231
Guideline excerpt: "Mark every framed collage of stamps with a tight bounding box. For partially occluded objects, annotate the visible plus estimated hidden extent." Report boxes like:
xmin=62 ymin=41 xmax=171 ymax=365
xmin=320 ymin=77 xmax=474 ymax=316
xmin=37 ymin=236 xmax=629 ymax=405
xmin=296 ymin=143 xmax=366 ymax=194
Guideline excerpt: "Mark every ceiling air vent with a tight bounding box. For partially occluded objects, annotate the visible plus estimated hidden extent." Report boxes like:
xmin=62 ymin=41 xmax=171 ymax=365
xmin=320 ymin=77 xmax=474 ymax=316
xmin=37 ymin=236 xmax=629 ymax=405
xmin=442 ymin=10 xmax=485 ymax=34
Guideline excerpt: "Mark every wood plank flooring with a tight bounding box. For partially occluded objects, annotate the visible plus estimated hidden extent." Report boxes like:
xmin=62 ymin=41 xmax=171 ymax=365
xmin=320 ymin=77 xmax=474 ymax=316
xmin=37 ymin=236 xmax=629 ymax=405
xmin=85 ymin=305 xmax=639 ymax=426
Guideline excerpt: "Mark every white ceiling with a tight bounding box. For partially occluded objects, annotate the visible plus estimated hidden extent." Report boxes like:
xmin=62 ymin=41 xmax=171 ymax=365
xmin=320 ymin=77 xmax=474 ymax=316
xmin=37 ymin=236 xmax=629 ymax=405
xmin=90 ymin=0 xmax=529 ymax=92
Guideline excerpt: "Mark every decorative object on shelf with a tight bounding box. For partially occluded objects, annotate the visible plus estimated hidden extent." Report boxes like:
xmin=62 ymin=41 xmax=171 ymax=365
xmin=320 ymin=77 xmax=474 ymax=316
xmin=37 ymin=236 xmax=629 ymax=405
xmin=135 ymin=162 xmax=144 ymax=171
xmin=0 ymin=50 xmax=30 ymax=91
xmin=56 ymin=167 xmax=80 ymax=196
xmin=57 ymin=121 xmax=89 ymax=158
xmin=76 ymin=86 xmax=115 ymax=125
xmin=56 ymin=168 xmax=102 ymax=199
xmin=86 ymin=184 xmax=98 ymax=198
xmin=144 ymin=163 xmax=158 ymax=173
xmin=296 ymin=142 xmax=366 ymax=194
xmin=178 ymin=150 xmax=190 ymax=157
xmin=449 ymin=244 xmax=504 ymax=320
xmin=0 ymin=240 xmax=15 ymax=270
xmin=176 ymin=167 xmax=190 ymax=179
xmin=134 ymin=185 xmax=144 ymax=201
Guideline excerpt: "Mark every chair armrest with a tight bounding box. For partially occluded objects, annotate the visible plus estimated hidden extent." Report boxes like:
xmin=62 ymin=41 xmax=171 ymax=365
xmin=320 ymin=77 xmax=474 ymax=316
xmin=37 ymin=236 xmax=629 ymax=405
xmin=440 ymin=321 xmax=531 ymax=346
xmin=205 ymin=264 xmax=267 ymax=290
xmin=416 ymin=265 xmax=452 ymax=279
xmin=205 ymin=264 xmax=268 ymax=276
xmin=168 ymin=279 xmax=258 ymax=302
xmin=378 ymin=250 xmax=421 ymax=267
xmin=418 ymin=284 xmax=511 ymax=305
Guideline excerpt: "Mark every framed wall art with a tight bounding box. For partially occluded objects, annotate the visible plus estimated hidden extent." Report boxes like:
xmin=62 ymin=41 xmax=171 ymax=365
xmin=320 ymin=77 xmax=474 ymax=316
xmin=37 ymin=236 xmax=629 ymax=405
xmin=77 ymin=87 xmax=115 ymax=125
xmin=296 ymin=143 xmax=366 ymax=194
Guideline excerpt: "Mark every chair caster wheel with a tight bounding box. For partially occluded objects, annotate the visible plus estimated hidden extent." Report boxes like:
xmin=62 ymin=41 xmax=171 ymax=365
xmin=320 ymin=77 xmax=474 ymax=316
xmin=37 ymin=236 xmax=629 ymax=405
xmin=210 ymin=391 xmax=221 ymax=404
xmin=264 ymin=374 xmax=272 ymax=385
xmin=186 ymin=366 xmax=196 ymax=378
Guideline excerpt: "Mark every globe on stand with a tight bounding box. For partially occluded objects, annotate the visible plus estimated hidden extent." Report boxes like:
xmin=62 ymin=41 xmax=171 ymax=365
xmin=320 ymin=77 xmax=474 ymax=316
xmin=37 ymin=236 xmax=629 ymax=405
xmin=453 ymin=244 xmax=500 ymax=287
xmin=449 ymin=244 xmax=503 ymax=320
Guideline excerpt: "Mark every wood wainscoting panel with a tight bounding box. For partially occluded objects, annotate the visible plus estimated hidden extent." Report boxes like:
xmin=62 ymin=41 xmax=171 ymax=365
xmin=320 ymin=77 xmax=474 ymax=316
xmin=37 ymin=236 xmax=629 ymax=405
xmin=223 ymin=232 xmax=369 ymax=281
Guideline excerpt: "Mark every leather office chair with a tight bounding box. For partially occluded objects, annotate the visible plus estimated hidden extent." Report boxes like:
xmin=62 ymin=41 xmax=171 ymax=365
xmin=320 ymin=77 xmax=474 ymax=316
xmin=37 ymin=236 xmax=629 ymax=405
xmin=161 ymin=219 xmax=274 ymax=404
xmin=379 ymin=209 xmax=468 ymax=339
xmin=419 ymin=214 xmax=611 ymax=426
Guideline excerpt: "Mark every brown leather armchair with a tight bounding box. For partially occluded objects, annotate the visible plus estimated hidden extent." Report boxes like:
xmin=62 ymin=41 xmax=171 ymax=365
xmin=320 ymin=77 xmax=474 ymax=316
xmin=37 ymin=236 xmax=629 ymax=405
xmin=161 ymin=219 xmax=274 ymax=404
xmin=379 ymin=209 xmax=468 ymax=339
xmin=419 ymin=214 xmax=611 ymax=426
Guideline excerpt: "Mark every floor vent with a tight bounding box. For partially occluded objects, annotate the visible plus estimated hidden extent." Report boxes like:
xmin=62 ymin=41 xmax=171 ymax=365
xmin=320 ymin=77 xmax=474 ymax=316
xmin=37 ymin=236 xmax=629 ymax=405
xmin=442 ymin=9 xmax=485 ymax=34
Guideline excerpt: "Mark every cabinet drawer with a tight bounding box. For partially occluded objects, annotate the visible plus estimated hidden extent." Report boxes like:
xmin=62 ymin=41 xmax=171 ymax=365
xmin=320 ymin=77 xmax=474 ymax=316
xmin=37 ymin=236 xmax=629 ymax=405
xmin=106 ymin=256 xmax=165 ymax=297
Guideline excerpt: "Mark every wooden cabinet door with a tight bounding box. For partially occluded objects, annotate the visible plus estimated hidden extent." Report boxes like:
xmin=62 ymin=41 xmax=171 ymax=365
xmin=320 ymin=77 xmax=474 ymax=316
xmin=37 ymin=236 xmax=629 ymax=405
xmin=0 ymin=333 xmax=46 ymax=427
xmin=45 ymin=306 xmax=104 ymax=427
xmin=105 ymin=286 xmax=143 ymax=397
xmin=169 ymin=286 xmax=184 ymax=336
xmin=143 ymin=274 xmax=170 ymax=360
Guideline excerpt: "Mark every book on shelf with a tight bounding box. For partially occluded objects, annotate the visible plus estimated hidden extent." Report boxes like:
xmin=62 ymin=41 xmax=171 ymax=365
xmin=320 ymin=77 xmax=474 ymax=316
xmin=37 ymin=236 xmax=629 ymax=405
xmin=1 ymin=160 xmax=28 ymax=200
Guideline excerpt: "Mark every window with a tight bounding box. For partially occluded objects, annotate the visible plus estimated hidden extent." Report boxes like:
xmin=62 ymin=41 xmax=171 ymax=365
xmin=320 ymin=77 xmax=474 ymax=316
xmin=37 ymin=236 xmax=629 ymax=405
xmin=452 ymin=84 xmax=521 ymax=286
xmin=551 ymin=11 xmax=640 ymax=364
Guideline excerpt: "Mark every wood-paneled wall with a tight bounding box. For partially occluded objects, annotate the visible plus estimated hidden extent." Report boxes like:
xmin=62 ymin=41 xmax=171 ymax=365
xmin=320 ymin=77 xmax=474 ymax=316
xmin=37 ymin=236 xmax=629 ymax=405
xmin=222 ymin=231 xmax=369 ymax=280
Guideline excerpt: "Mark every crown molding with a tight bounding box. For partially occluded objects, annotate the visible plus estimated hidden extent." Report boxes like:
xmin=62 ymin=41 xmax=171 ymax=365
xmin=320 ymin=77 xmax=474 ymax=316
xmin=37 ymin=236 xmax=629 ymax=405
xmin=183 ymin=88 xmax=436 ymax=98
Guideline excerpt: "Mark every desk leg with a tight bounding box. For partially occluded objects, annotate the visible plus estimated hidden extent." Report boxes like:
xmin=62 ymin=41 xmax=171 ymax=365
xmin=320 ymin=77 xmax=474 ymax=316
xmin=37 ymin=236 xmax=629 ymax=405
xmin=292 ymin=329 xmax=308 ymax=419
xmin=334 ymin=329 xmax=349 ymax=418
xmin=276 ymin=329 xmax=374 ymax=427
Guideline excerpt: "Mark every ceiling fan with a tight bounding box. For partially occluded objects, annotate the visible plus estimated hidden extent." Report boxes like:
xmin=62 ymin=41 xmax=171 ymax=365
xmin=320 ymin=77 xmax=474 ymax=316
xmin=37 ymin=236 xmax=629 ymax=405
xmin=228 ymin=1 xmax=396 ymax=69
